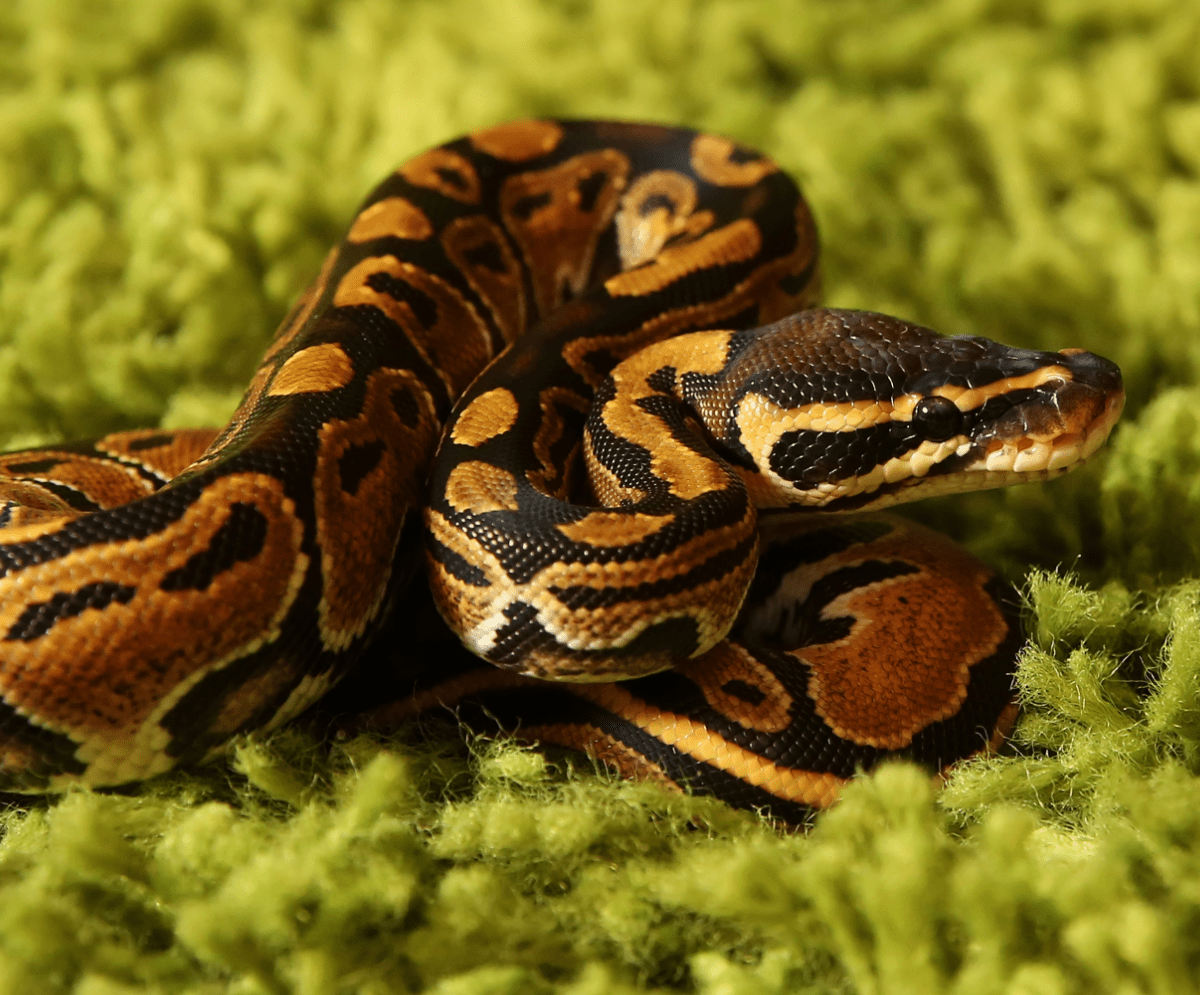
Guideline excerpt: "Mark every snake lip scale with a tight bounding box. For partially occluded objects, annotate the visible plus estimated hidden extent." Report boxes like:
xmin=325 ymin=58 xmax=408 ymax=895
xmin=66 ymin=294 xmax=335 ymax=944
xmin=0 ymin=119 xmax=1124 ymax=819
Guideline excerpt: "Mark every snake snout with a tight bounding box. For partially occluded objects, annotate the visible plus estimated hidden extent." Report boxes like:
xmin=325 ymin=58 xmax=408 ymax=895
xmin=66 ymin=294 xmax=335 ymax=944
xmin=1048 ymin=349 xmax=1125 ymax=443
xmin=1057 ymin=347 xmax=1124 ymax=394
xmin=968 ymin=347 xmax=1124 ymax=477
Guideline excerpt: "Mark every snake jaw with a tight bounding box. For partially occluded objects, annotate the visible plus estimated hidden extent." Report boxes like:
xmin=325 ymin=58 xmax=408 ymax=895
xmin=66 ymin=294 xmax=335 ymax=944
xmin=961 ymin=351 xmax=1125 ymax=480
xmin=978 ymin=385 xmax=1124 ymax=476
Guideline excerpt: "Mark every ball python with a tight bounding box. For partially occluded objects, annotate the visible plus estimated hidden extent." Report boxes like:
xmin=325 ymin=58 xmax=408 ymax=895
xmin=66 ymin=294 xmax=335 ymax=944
xmin=0 ymin=120 xmax=1123 ymax=821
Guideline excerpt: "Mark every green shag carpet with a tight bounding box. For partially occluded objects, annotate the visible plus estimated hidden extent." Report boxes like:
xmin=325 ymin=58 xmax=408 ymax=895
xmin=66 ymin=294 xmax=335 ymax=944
xmin=2 ymin=0 xmax=1200 ymax=991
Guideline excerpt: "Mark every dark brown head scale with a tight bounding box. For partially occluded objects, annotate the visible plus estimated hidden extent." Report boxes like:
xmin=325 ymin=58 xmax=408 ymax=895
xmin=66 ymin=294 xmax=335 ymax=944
xmin=696 ymin=308 xmax=1124 ymax=511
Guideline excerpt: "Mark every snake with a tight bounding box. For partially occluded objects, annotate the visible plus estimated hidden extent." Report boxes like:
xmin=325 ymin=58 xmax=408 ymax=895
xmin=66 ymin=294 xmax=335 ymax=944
xmin=0 ymin=120 xmax=1124 ymax=820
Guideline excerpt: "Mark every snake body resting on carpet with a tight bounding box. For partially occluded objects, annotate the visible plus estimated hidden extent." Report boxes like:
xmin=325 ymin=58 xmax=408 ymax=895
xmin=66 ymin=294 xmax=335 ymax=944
xmin=0 ymin=120 xmax=1123 ymax=818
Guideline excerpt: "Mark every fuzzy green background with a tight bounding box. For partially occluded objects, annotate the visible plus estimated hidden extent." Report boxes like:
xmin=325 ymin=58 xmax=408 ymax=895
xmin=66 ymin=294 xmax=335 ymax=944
xmin=2 ymin=0 xmax=1200 ymax=992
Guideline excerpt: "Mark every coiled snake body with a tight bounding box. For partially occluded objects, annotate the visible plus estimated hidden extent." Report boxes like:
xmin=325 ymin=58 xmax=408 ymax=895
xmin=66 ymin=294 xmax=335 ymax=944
xmin=0 ymin=121 xmax=1123 ymax=819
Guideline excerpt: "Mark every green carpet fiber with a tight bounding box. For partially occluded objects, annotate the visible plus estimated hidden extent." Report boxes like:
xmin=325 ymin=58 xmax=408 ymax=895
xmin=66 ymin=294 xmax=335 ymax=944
xmin=2 ymin=0 xmax=1200 ymax=991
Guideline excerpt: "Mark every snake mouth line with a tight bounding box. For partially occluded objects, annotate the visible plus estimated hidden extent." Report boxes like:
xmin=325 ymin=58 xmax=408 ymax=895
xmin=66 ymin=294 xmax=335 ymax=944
xmin=977 ymin=385 xmax=1125 ymax=476
xmin=829 ymin=380 xmax=1126 ymax=512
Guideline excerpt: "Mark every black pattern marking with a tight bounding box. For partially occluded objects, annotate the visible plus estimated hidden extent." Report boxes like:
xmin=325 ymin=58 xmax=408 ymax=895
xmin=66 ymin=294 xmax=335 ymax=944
xmin=576 ymin=172 xmax=608 ymax=213
xmin=426 ymin=536 xmax=489 ymax=587
xmin=366 ymin=271 xmax=438 ymax=327
xmin=6 ymin=581 xmax=137 ymax=642
xmin=586 ymin=388 xmax=694 ymax=496
xmin=390 ymin=386 xmax=421 ymax=427
xmin=159 ymin=502 xmax=269 ymax=592
xmin=620 ymin=616 xmax=701 ymax=658
xmin=729 ymin=145 xmax=763 ymax=165
xmin=778 ymin=268 xmax=815 ymax=294
xmin=4 ymin=458 xmax=63 ymax=474
xmin=548 ymin=534 xmax=757 ymax=610
xmin=450 ymin=484 xmax=753 ymax=588
xmin=767 ymin=425 xmax=920 ymax=488
xmin=510 ymin=191 xmax=552 ymax=220
xmin=0 ymin=698 xmax=89 ymax=788
xmin=434 ymin=166 xmax=470 ymax=192
xmin=639 ymin=193 xmax=677 ymax=216
xmin=645 ymin=365 xmax=677 ymax=394
xmin=542 ymin=396 xmax=589 ymax=497
xmin=15 ymin=479 xmax=102 ymax=513
xmin=778 ymin=560 xmax=922 ymax=649
xmin=487 ymin=601 xmax=702 ymax=666
xmin=742 ymin=518 xmax=895 ymax=608
xmin=462 ymin=241 xmax=507 ymax=273
xmin=487 ymin=600 xmax=544 ymax=664
xmin=128 ymin=434 xmax=177 ymax=451
xmin=158 ymin=637 xmax=340 ymax=765
xmin=721 ymin=679 xmax=766 ymax=706
xmin=338 ymin=440 xmax=385 ymax=496
xmin=0 ymin=480 xmax=202 ymax=578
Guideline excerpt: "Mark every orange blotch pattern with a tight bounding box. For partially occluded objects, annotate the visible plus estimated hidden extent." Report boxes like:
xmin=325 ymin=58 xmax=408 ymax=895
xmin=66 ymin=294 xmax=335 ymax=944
xmin=500 ymin=150 xmax=631 ymax=319
xmin=334 ymin=256 xmax=492 ymax=398
xmin=348 ymin=197 xmax=434 ymax=243
xmin=471 ymin=120 xmax=564 ymax=161
xmin=312 ymin=368 xmax=440 ymax=650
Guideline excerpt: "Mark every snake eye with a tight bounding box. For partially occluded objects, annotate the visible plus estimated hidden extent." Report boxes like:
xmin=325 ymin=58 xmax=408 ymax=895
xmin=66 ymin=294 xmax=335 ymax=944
xmin=912 ymin=396 xmax=962 ymax=441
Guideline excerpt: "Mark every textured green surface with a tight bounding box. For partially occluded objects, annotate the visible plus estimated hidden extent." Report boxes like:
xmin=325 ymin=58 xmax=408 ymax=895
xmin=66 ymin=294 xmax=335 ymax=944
xmin=2 ymin=0 xmax=1200 ymax=991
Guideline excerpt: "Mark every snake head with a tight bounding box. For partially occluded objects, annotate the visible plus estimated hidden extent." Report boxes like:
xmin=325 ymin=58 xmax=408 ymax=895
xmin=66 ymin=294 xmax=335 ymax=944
xmin=693 ymin=308 xmax=1125 ymax=510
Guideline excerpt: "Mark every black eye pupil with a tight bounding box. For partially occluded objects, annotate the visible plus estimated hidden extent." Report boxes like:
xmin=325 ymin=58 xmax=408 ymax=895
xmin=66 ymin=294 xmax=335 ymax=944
xmin=912 ymin=396 xmax=961 ymax=441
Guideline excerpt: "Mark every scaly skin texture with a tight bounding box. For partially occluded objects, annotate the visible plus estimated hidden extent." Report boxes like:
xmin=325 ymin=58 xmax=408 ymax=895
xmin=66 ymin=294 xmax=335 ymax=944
xmin=0 ymin=121 xmax=1122 ymax=814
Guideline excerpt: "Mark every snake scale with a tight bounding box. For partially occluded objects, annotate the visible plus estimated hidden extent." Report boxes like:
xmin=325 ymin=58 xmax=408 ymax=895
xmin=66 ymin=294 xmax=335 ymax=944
xmin=0 ymin=120 xmax=1123 ymax=821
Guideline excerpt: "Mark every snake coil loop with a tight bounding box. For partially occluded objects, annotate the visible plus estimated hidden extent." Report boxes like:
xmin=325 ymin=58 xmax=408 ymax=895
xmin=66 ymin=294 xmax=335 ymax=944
xmin=0 ymin=120 xmax=1123 ymax=819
